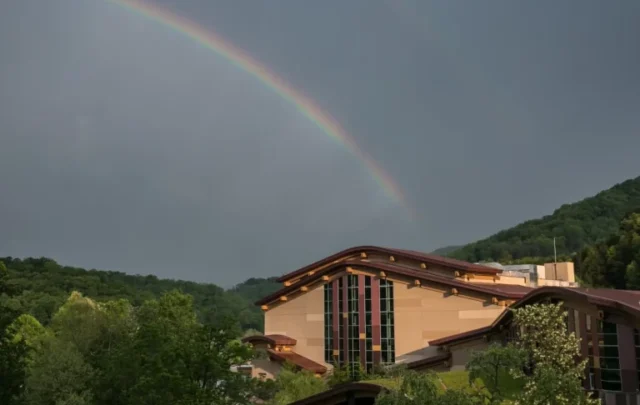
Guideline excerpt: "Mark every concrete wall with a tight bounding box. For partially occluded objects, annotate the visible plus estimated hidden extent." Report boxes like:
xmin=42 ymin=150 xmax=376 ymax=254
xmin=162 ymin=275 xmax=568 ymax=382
xmin=264 ymin=284 xmax=325 ymax=365
xmin=393 ymin=282 xmax=506 ymax=364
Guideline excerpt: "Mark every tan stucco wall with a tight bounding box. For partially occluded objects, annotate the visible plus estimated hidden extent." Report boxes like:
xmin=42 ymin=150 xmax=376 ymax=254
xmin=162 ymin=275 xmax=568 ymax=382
xmin=494 ymin=275 xmax=528 ymax=285
xmin=543 ymin=262 xmax=575 ymax=282
xmin=393 ymin=282 xmax=506 ymax=364
xmin=264 ymin=285 xmax=325 ymax=365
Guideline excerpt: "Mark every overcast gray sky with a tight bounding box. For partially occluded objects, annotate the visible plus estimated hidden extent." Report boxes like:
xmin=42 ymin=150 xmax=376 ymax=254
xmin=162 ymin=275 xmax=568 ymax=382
xmin=1 ymin=0 xmax=639 ymax=286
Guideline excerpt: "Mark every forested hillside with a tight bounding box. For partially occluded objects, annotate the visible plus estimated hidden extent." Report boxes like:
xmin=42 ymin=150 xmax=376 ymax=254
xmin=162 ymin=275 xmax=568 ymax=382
xmin=430 ymin=245 xmax=463 ymax=256
xmin=575 ymin=210 xmax=640 ymax=289
xmin=0 ymin=257 xmax=280 ymax=333
xmin=448 ymin=176 xmax=640 ymax=264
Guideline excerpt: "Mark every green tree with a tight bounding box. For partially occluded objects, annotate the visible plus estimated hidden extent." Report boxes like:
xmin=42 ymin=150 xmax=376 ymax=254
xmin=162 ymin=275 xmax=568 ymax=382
xmin=511 ymin=302 xmax=599 ymax=405
xmin=23 ymin=337 xmax=95 ymax=405
xmin=0 ymin=261 xmax=8 ymax=294
xmin=0 ymin=314 xmax=46 ymax=404
xmin=375 ymin=370 xmax=475 ymax=405
xmin=466 ymin=344 xmax=526 ymax=404
xmin=0 ymin=332 xmax=28 ymax=404
xmin=118 ymin=290 xmax=262 ymax=405
xmin=268 ymin=364 xmax=327 ymax=405
xmin=5 ymin=314 xmax=47 ymax=358
xmin=576 ymin=211 xmax=640 ymax=289
xmin=326 ymin=361 xmax=370 ymax=387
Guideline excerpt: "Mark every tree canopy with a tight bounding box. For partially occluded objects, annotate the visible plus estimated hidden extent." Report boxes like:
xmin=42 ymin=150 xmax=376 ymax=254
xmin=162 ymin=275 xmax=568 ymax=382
xmin=0 ymin=288 xmax=273 ymax=405
xmin=575 ymin=210 xmax=640 ymax=289
xmin=0 ymin=257 xmax=280 ymax=333
xmin=446 ymin=176 xmax=640 ymax=264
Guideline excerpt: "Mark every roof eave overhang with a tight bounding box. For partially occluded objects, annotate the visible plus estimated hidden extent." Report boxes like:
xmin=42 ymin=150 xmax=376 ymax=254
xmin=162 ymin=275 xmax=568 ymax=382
xmin=257 ymin=260 xmax=526 ymax=307
xmin=275 ymin=245 xmax=500 ymax=283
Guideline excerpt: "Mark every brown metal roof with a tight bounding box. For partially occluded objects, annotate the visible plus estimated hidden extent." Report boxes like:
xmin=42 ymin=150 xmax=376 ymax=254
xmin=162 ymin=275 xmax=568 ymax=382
xmin=428 ymin=327 xmax=492 ymax=346
xmin=267 ymin=349 xmax=327 ymax=374
xmin=288 ymin=382 xmax=385 ymax=405
xmin=257 ymin=260 xmax=531 ymax=306
xmin=276 ymin=245 xmax=500 ymax=283
xmin=405 ymin=352 xmax=451 ymax=371
xmin=509 ymin=287 xmax=640 ymax=319
xmin=428 ymin=286 xmax=640 ymax=347
xmin=241 ymin=334 xmax=297 ymax=346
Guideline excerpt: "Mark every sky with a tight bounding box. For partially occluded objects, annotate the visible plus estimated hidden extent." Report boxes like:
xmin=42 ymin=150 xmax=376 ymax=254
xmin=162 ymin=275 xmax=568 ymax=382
xmin=1 ymin=0 xmax=639 ymax=287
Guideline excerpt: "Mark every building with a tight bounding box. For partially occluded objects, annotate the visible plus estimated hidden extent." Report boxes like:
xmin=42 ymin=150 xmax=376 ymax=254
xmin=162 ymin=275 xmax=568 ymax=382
xmin=479 ymin=261 xmax=578 ymax=287
xmin=425 ymin=286 xmax=640 ymax=404
xmin=242 ymin=246 xmax=577 ymax=379
xmin=275 ymin=285 xmax=640 ymax=405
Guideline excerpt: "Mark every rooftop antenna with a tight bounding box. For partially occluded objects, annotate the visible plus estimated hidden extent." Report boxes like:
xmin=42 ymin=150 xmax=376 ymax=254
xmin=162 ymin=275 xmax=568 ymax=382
xmin=553 ymin=237 xmax=558 ymax=279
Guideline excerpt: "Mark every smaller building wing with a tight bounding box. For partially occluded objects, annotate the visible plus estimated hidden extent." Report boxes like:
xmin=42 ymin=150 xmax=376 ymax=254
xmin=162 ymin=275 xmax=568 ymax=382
xmin=242 ymin=334 xmax=297 ymax=346
xmin=267 ymin=349 xmax=327 ymax=374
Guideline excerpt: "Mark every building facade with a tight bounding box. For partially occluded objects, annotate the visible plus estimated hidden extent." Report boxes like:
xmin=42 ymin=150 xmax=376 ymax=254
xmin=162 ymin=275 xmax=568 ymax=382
xmin=243 ymin=246 xmax=575 ymax=378
xmin=426 ymin=287 xmax=640 ymax=404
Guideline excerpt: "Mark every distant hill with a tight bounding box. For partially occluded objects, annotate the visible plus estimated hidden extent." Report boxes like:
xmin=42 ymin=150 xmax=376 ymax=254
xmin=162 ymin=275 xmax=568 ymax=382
xmin=0 ymin=257 xmax=279 ymax=332
xmin=430 ymin=245 xmax=464 ymax=256
xmin=448 ymin=176 xmax=640 ymax=264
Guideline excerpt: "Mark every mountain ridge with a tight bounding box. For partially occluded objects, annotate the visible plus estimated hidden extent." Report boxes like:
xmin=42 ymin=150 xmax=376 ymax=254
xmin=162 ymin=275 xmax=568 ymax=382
xmin=445 ymin=176 xmax=640 ymax=264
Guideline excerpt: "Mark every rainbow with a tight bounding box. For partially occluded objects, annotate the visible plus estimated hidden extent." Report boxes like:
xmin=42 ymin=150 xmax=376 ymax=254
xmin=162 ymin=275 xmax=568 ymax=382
xmin=108 ymin=0 xmax=409 ymax=211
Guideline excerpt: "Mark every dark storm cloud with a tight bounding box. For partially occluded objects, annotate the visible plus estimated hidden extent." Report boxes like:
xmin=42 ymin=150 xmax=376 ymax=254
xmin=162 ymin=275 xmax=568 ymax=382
xmin=1 ymin=0 xmax=639 ymax=285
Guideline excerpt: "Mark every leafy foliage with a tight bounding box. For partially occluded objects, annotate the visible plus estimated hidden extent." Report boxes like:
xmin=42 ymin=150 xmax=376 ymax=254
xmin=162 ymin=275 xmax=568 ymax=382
xmin=466 ymin=344 xmax=526 ymax=403
xmin=375 ymin=370 xmax=481 ymax=405
xmin=267 ymin=363 xmax=327 ymax=405
xmin=575 ymin=211 xmax=640 ymax=289
xmin=510 ymin=302 xmax=598 ymax=405
xmin=0 ymin=257 xmax=279 ymax=333
xmin=1 ymin=284 xmax=270 ymax=405
xmin=448 ymin=176 xmax=640 ymax=263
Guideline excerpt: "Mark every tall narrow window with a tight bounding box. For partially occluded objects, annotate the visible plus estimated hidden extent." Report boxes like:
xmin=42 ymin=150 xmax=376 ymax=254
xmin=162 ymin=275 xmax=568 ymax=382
xmin=338 ymin=277 xmax=344 ymax=364
xmin=347 ymin=275 xmax=360 ymax=375
xmin=380 ymin=279 xmax=395 ymax=364
xmin=364 ymin=276 xmax=373 ymax=372
xmin=323 ymin=274 xmax=395 ymax=370
xmin=324 ymin=283 xmax=333 ymax=363
xmin=599 ymin=321 xmax=621 ymax=391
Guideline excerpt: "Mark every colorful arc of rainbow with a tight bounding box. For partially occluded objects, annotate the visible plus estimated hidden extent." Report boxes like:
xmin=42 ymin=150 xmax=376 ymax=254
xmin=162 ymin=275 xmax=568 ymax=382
xmin=109 ymin=0 xmax=408 ymax=210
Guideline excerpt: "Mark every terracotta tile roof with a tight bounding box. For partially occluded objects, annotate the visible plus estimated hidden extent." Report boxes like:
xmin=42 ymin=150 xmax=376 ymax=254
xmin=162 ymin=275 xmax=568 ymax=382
xmin=429 ymin=286 xmax=640 ymax=347
xmin=241 ymin=334 xmax=297 ymax=346
xmin=276 ymin=245 xmax=500 ymax=283
xmin=267 ymin=349 xmax=327 ymax=374
xmin=256 ymin=260 xmax=531 ymax=306
xmin=405 ymin=352 xmax=451 ymax=371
